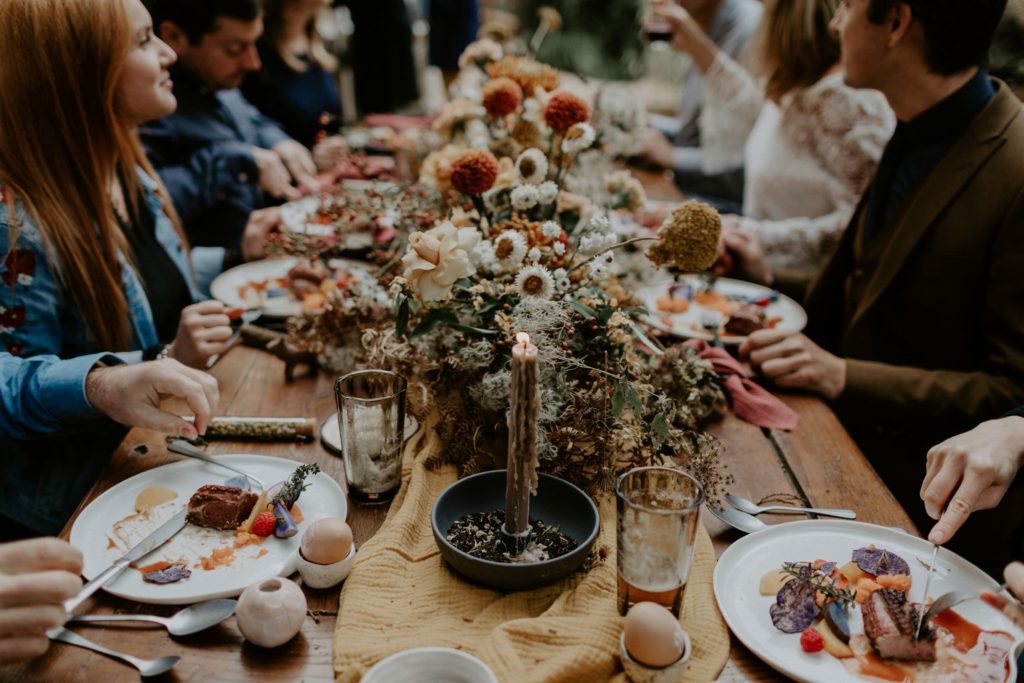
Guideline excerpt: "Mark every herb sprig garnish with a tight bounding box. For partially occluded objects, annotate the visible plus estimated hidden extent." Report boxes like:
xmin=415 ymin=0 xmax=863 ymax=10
xmin=271 ymin=463 xmax=320 ymax=507
xmin=782 ymin=562 xmax=856 ymax=606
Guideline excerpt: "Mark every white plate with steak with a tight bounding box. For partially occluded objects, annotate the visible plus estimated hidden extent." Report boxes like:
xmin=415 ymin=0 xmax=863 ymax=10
xmin=71 ymin=455 xmax=346 ymax=605
xmin=713 ymin=520 xmax=1023 ymax=683
xmin=636 ymin=275 xmax=807 ymax=345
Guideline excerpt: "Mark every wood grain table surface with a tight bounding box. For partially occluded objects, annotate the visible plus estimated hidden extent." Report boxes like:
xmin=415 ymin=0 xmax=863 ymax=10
xmin=1 ymin=170 xmax=919 ymax=683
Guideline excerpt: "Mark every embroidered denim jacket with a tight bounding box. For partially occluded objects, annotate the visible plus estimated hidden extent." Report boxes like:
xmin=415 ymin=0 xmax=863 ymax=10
xmin=0 ymin=167 xmax=223 ymax=533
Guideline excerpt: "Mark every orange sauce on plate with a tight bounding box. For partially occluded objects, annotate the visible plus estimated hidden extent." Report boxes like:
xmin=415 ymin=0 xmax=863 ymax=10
xmin=931 ymin=609 xmax=981 ymax=652
xmin=133 ymin=560 xmax=176 ymax=574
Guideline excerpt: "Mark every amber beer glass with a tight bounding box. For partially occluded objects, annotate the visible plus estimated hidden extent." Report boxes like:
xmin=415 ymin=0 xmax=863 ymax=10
xmin=616 ymin=467 xmax=704 ymax=617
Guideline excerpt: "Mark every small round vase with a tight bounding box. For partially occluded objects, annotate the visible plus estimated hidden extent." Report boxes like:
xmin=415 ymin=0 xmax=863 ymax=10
xmin=235 ymin=577 xmax=307 ymax=648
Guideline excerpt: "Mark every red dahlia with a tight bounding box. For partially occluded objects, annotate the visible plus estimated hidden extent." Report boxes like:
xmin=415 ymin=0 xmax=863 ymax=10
xmin=482 ymin=77 xmax=523 ymax=117
xmin=450 ymin=150 xmax=500 ymax=196
xmin=543 ymin=92 xmax=590 ymax=134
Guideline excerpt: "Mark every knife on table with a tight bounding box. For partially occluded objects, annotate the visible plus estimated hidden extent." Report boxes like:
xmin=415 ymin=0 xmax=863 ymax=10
xmin=62 ymin=508 xmax=188 ymax=619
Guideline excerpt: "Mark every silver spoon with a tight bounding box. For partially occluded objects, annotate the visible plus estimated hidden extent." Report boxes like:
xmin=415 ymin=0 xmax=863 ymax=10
xmin=67 ymin=598 xmax=236 ymax=636
xmin=706 ymin=504 xmax=768 ymax=534
xmin=48 ymin=627 xmax=179 ymax=677
xmin=167 ymin=439 xmax=266 ymax=490
xmin=726 ymin=494 xmax=857 ymax=519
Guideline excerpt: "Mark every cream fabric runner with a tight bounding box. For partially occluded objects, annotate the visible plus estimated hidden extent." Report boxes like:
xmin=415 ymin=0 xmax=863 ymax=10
xmin=333 ymin=413 xmax=730 ymax=682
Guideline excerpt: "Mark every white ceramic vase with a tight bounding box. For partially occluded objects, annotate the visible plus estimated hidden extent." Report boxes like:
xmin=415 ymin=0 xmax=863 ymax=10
xmin=235 ymin=577 xmax=307 ymax=648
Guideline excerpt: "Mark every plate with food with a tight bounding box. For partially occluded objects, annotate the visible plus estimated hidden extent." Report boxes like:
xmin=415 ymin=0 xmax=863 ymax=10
xmin=70 ymin=455 xmax=346 ymax=604
xmin=210 ymin=256 xmax=372 ymax=318
xmin=637 ymin=275 xmax=807 ymax=344
xmin=713 ymin=520 xmax=1022 ymax=683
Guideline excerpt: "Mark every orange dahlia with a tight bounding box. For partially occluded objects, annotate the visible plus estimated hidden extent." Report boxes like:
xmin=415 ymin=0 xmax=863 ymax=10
xmin=482 ymin=77 xmax=523 ymax=117
xmin=450 ymin=150 xmax=500 ymax=196
xmin=486 ymin=55 xmax=560 ymax=96
xmin=543 ymin=92 xmax=590 ymax=134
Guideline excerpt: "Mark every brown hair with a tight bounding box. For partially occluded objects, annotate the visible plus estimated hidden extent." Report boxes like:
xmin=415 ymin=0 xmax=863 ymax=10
xmin=0 ymin=0 xmax=185 ymax=350
xmin=261 ymin=0 xmax=338 ymax=73
xmin=753 ymin=0 xmax=842 ymax=102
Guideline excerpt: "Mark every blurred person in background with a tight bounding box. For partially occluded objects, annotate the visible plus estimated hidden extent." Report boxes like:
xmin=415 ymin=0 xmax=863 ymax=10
xmin=242 ymin=0 xmax=346 ymax=152
xmin=656 ymin=0 xmax=894 ymax=276
xmin=144 ymin=0 xmax=312 ymax=249
xmin=640 ymin=0 xmax=763 ymax=211
xmin=338 ymin=0 xmax=419 ymax=114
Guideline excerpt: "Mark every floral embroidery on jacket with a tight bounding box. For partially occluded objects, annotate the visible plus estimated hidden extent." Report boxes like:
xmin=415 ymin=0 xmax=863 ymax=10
xmin=2 ymin=249 xmax=36 ymax=287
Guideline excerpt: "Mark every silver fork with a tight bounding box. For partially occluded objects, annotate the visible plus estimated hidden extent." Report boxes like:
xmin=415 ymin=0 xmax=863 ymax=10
xmin=919 ymin=582 xmax=1011 ymax=626
xmin=166 ymin=439 xmax=266 ymax=491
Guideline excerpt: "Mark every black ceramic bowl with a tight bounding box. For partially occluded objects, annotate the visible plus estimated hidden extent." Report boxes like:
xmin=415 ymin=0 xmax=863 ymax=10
xmin=431 ymin=470 xmax=601 ymax=591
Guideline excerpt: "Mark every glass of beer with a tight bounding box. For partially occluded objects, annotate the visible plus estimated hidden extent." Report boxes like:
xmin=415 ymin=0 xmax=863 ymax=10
xmin=334 ymin=370 xmax=408 ymax=504
xmin=616 ymin=466 xmax=704 ymax=617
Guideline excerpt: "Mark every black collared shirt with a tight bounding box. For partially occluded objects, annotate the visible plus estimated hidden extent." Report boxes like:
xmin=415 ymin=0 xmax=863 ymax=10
xmin=862 ymin=69 xmax=996 ymax=241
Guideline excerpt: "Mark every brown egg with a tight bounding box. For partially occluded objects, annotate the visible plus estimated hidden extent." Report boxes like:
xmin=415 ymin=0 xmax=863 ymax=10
xmin=300 ymin=518 xmax=353 ymax=565
xmin=623 ymin=602 xmax=686 ymax=668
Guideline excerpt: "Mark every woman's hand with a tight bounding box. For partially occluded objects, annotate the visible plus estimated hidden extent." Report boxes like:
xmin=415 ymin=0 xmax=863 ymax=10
xmin=85 ymin=358 xmax=220 ymax=438
xmin=650 ymin=0 xmax=719 ymax=72
xmin=312 ymin=135 xmax=348 ymax=173
xmin=241 ymin=207 xmax=282 ymax=262
xmin=0 ymin=538 xmax=83 ymax=664
xmin=167 ymin=301 xmax=233 ymax=369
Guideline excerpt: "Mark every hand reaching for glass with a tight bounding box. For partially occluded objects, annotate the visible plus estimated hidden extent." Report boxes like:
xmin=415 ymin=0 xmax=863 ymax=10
xmin=0 ymin=538 xmax=83 ymax=664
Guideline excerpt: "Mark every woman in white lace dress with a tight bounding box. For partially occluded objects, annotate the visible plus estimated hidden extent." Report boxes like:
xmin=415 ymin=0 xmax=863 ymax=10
xmin=653 ymin=0 xmax=896 ymax=273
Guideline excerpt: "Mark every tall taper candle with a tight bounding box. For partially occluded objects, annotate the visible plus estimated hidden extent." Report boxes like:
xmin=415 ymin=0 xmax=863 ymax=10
xmin=505 ymin=332 xmax=540 ymax=541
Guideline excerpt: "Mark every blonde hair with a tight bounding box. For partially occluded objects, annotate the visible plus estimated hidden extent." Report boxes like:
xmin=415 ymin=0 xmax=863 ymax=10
xmin=0 ymin=0 xmax=185 ymax=350
xmin=753 ymin=0 xmax=842 ymax=102
xmin=261 ymin=0 xmax=338 ymax=74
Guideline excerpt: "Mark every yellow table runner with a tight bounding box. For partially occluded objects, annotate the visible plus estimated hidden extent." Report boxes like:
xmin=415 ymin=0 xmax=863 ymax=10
xmin=333 ymin=414 xmax=730 ymax=682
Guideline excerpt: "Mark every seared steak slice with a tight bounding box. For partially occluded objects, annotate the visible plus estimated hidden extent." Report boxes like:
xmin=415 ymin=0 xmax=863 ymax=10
xmin=186 ymin=485 xmax=258 ymax=530
xmin=725 ymin=305 xmax=766 ymax=336
xmin=862 ymin=589 xmax=937 ymax=662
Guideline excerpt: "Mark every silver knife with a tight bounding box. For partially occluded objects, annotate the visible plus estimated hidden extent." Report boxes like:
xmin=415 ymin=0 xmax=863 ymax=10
xmin=63 ymin=508 xmax=188 ymax=618
xmin=916 ymin=543 xmax=939 ymax=639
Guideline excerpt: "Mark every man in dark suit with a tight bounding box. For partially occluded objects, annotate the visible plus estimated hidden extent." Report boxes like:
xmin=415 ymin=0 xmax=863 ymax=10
xmin=722 ymin=0 xmax=1024 ymax=573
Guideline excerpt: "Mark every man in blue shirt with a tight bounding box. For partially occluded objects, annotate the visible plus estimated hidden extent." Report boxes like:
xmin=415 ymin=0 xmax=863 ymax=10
xmin=143 ymin=0 xmax=319 ymax=249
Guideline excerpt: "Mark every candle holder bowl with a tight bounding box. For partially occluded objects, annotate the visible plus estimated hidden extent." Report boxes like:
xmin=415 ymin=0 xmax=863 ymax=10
xmin=431 ymin=470 xmax=600 ymax=591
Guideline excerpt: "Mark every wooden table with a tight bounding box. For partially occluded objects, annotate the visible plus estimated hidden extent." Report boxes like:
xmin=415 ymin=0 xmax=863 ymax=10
xmin=3 ymin=346 xmax=917 ymax=683
xmin=3 ymin=171 xmax=918 ymax=682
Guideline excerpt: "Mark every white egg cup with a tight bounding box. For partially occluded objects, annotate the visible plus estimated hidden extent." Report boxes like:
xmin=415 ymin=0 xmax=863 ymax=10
xmin=619 ymin=630 xmax=692 ymax=683
xmin=296 ymin=543 xmax=356 ymax=589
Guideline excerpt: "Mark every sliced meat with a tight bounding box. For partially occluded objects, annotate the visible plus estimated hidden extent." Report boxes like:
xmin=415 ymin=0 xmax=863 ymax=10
xmin=724 ymin=305 xmax=766 ymax=336
xmin=862 ymin=589 xmax=936 ymax=662
xmin=186 ymin=485 xmax=258 ymax=530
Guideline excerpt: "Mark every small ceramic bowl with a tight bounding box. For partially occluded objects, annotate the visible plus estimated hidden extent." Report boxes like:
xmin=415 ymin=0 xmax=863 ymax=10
xmin=296 ymin=543 xmax=356 ymax=589
xmin=619 ymin=630 xmax=692 ymax=683
xmin=361 ymin=647 xmax=497 ymax=683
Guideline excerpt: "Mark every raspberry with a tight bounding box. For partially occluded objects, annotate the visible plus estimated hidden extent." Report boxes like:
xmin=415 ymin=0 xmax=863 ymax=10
xmin=251 ymin=511 xmax=277 ymax=537
xmin=800 ymin=627 xmax=825 ymax=653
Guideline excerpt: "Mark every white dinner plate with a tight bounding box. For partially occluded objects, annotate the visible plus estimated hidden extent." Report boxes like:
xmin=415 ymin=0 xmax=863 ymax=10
xmin=209 ymin=256 xmax=371 ymax=318
xmin=319 ymin=413 xmax=420 ymax=456
xmin=280 ymin=196 xmax=335 ymax=237
xmin=713 ymin=520 xmax=1023 ymax=683
xmin=637 ymin=274 xmax=807 ymax=345
xmin=71 ymin=454 xmax=347 ymax=605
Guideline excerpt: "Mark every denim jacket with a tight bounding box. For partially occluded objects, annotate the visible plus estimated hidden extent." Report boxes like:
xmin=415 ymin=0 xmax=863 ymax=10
xmin=141 ymin=65 xmax=290 ymax=249
xmin=0 ymin=167 xmax=222 ymax=533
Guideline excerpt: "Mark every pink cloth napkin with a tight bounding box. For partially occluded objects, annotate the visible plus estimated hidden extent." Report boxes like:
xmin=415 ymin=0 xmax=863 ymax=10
xmin=685 ymin=339 xmax=799 ymax=431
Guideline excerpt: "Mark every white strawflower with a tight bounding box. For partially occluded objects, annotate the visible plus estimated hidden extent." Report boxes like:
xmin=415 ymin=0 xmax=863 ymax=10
xmin=528 ymin=247 xmax=542 ymax=263
xmin=511 ymin=184 xmax=540 ymax=211
xmin=578 ymin=231 xmax=617 ymax=255
xmin=473 ymin=239 xmax=498 ymax=273
xmin=537 ymin=181 xmax=559 ymax=204
xmin=588 ymin=253 xmax=615 ymax=279
xmin=553 ymin=268 xmax=570 ymax=291
xmin=516 ymin=148 xmax=548 ymax=185
xmin=515 ymin=265 xmax=555 ymax=299
xmin=522 ymin=98 xmax=542 ymax=123
xmin=553 ymin=241 xmax=566 ymax=256
xmin=561 ymin=122 xmax=596 ymax=154
xmin=588 ymin=213 xmax=611 ymax=232
xmin=493 ymin=230 xmax=528 ymax=269
xmin=541 ymin=221 xmax=561 ymax=239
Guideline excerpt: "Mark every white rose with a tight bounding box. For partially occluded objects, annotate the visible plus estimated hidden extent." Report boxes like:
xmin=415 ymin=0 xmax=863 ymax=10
xmin=401 ymin=222 xmax=481 ymax=301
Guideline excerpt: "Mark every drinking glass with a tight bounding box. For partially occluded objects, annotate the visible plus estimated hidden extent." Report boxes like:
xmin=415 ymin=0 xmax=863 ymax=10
xmin=616 ymin=467 xmax=704 ymax=617
xmin=334 ymin=370 xmax=408 ymax=504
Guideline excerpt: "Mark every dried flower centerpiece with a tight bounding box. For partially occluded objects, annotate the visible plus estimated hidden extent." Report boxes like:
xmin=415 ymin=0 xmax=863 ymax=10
xmin=287 ymin=47 xmax=732 ymax=507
